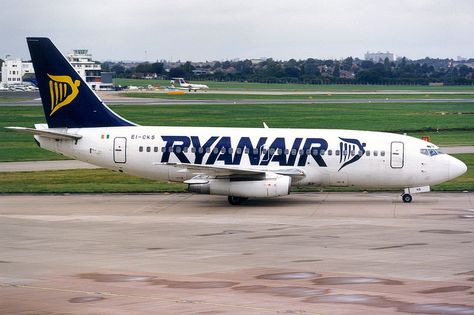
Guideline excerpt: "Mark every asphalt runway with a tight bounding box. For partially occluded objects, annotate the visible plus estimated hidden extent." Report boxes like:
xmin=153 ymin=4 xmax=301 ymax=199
xmin=1 ymin=192 xmax=473 ymax=314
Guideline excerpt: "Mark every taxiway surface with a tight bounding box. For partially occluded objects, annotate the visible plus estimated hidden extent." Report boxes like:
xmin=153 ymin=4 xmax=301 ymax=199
xmin=1 ymin=192 xmax=473 ymax=314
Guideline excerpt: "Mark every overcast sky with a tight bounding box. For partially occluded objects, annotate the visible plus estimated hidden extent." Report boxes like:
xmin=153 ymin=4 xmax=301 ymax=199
xmin=2 ymin=0 xmax=473 ymax=62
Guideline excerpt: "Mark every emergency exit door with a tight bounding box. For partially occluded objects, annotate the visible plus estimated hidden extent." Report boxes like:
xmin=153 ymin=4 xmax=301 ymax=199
xmin=114 ymin=137 xmax=127 ymax=163
xmin=390 ymin=141 xmax=404 ymax=168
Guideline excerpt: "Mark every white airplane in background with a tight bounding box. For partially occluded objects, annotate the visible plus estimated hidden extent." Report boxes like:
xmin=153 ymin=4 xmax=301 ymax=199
xmin=171 ymin=77 xmax=209 ymax=92
xmin=7 ymin=38 xmax=467 ymax=205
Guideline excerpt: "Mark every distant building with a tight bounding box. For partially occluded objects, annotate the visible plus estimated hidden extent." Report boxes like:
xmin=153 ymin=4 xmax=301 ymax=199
xmin=67 ymin=49 xmax=112 ymax=90
xmin=250 ymin=58 xmax=265 ymax=65
xmin=365 ymin=51 xmax=395 ymax=63
xmin=192 ymin=68 xmax=212 ymax=75
xmin=1 ymin=56 xmax=34 ymax=85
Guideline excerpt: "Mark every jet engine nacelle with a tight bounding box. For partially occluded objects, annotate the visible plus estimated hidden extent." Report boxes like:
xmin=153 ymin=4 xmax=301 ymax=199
xmin=188 ymin=174 xmax=291 ymax=198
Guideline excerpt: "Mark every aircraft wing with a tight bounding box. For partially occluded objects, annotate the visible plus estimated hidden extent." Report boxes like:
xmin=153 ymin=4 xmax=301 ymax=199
xmin=153 ymin=162 xmax=304 ymax=178
xmin=5 ymin=126 xmax=82 ymax=140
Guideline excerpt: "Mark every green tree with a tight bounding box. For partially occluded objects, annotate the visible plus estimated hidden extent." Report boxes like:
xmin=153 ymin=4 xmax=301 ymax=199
xmin=151 ymin=62 xmax=164 ymax=75
xmin=333 ymin=62 xmax=340 ymax=78
xmin=341 ymin=57 xmax=353 ymax=70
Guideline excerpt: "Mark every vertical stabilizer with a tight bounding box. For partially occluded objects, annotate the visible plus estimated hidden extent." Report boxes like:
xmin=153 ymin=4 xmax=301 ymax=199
xmin=27 ymin=37 xmax=135 ymax=128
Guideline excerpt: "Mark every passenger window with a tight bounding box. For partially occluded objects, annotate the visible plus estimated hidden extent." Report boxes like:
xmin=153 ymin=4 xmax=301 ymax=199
xmin=351 ymin=150 xmax=355 ymax=156
xmin=228 ymin=147 xmax=233 ymax=154
xmin=374 ymin=150 xmax=378 ymax=156
xmin=197 ymin=147 xmax=203 ymax=154
xmin=358 ymin=150 xmax=364 ymax=156
xmin=366 ymin=150 xmax=370 ymax=156
xmin=183 ymin=147 xmax=188 ymax=153
xmin=213 ymin=148 xmax=219 ymax=154
xmin=236 ymin=148 xmax=242 ymax=154
xmin=175 ymin=147 xmax=182 ymax=153
xmin=146 ymin=147 xmax=151 ymax=152
xmin=244 ymin=148 xmax=250 ymax=154
xmin=335 ymin=150 xmax=340 ymax=156
xmin=299 ymin=149 xmax=304 ymax=155
xmin=320 ymin=150 xmax=325 ymax=155
xmin=327 ymin=150 xmax=332 ymax=156
xmin=291 ymin=149 xmax=297 ymax=155
xmin=380 ymin=151 xmax=385 ymax=157
xmin=276 ymin=148 xmax=283 ymax=155
xmin=168 ymin=147 xmax=172 ymax=153
xmin=154 ymin=147 xmax=158 ymax=152
xmin=191 ymin=147 xmax=196 ymax=153
xmin=284 ymin=149 xmax=289 ymax=155
xmin=253 ymin=148 xmax=259 ymax=154
xmin=139 ymin=146 xmax=143 ymax=152
xmin=220 ymin=147 xmax=226 ymax=154
xmin=161 ymin=147 xmax=166 ymax=153
xmin=206 ymin=147 xmax=211 ymax=153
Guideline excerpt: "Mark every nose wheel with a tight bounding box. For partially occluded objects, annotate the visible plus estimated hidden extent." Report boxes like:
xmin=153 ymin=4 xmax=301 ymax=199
xmin=402 ymin=193 xmax=412 ymax=203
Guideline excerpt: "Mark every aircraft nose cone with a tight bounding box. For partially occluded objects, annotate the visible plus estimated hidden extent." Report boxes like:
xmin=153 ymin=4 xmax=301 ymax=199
xmin=449 ymin=156 xmax=467 ymax=180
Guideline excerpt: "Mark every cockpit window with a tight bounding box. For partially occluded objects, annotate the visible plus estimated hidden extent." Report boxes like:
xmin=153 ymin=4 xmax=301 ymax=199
xmin=421 ymin=148 xmax=443 ymax=156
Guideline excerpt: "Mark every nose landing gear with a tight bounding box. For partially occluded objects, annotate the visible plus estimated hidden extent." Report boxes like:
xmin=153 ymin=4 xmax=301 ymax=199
xmin=401 ymin=186 xmax=430 ymax=203
xmin=402 ymin=193 xmax=412 ymax=203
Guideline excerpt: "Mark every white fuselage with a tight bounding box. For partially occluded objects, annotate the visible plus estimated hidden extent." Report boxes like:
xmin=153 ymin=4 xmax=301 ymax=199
xmin=35 ymin=126 xmax=465 ymax=190
xmin=174 ymin=78 xmax=209 ymax=90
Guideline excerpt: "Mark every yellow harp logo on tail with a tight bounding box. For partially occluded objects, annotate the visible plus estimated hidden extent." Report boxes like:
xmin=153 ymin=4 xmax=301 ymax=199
xmin=47 ymin=74 xmax=80 ymax=116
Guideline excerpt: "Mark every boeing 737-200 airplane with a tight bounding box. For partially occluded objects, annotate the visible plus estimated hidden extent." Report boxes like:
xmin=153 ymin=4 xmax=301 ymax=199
xmin=7 ymin=38 xmax=467 ymax=205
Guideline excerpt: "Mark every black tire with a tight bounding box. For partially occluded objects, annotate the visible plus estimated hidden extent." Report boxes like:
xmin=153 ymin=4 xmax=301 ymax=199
xmin=228 ymin=196 xmax=243 ymax=205
xmin=402 ymin=194 xmax=412 ymax=203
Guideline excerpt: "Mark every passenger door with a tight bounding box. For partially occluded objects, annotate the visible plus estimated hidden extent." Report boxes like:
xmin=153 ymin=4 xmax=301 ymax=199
xmin=113 ymin=137 xmax=127 ymax=163
xmin=390 ymin=141 xmax=404 ymax=168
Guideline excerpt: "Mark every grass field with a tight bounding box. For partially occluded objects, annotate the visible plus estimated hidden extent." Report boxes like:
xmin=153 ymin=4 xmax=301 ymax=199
xmin=1 ymin=102 xmax=473 ymax=162
xmin=114 ymin=78 xmax=474 ymax=92
xmin=0 ymin=169 xmax=186 ymax=193
xmin=0 ymin=154 xmax=471 ymax=193
xmin=123 ymin=92 xmax=474 ymax=100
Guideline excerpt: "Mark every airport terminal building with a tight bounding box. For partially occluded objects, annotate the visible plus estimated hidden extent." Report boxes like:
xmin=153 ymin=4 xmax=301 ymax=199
xmin=67 ymin=49 xmax=112 ymax=90
xmin=1 ymin=49 xmax=112 ymax=90
xmin=1 ymin=56 xmax=34 ymax=85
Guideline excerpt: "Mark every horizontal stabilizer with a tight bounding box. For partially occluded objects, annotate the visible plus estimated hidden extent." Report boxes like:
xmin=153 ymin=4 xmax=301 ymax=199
xmin=5 ymin=126 xmax=82 ymax=140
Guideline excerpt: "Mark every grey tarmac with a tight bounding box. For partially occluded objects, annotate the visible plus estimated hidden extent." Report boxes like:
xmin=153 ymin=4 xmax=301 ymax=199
xmin=0 ymin=192 xmax=473 ymax=314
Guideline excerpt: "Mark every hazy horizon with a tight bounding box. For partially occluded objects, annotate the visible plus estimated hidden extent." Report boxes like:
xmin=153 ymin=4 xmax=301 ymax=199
xmin=2 ymin=0 xmax=473 ymax=62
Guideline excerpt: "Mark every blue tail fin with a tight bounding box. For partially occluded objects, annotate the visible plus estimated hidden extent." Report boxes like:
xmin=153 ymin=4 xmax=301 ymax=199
xmin=27 ymin=37 xmax=135 ymax=128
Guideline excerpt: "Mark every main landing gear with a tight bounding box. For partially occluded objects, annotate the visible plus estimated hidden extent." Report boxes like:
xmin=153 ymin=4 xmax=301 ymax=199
xmin=227 ymin=196 xmax=248 ymax=205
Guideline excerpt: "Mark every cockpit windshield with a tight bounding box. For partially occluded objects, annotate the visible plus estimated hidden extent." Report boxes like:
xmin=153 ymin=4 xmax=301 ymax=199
xmin=420 ymin=148 xmax=443 ymax=156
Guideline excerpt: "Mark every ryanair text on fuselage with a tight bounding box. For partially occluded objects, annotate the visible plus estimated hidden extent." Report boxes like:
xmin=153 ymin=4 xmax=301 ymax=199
xmin=144 ymin=135 xmax=366 ymax=169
